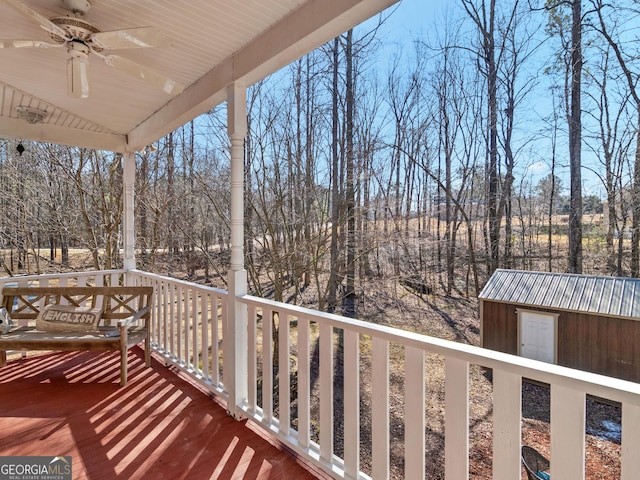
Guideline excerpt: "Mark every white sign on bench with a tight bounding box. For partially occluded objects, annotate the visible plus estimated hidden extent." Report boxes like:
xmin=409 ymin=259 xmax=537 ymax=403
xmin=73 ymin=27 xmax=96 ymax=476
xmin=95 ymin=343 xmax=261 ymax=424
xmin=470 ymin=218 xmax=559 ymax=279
xmin=37 ymin=305 xmax=102 ymax=333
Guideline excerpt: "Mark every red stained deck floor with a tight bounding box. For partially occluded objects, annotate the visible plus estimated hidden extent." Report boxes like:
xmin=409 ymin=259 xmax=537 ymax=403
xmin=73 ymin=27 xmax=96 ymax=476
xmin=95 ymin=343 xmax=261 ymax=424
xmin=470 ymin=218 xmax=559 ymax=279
xmin=0 ymin=348 xmax=329 ymax=480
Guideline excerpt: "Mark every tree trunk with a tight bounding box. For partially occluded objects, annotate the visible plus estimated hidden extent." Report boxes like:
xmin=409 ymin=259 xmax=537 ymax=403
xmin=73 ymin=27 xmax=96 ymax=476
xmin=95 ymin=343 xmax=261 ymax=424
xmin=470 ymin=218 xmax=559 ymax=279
xmin=568 ymin=0 xmax=583 ymax=273
xmin=327 ymin=38 xmax=341 ymax=311
xmin=462 ymin=0 xmax=500 ymax=275
xmin=344 ymin=29 xmax=356 ymax=316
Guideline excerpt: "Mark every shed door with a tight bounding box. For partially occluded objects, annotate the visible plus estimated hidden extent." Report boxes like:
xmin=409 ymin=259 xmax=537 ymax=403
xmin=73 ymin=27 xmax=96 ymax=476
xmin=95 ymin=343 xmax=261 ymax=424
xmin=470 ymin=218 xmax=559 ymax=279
xmin=519 ymin=311 xmax=556 ymax=364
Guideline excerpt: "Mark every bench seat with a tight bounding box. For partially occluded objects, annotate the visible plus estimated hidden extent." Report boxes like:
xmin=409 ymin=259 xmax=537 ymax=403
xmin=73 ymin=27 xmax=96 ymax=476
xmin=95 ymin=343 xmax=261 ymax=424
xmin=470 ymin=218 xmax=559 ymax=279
xmin=0 ymin=326 xmax=147 ymax=350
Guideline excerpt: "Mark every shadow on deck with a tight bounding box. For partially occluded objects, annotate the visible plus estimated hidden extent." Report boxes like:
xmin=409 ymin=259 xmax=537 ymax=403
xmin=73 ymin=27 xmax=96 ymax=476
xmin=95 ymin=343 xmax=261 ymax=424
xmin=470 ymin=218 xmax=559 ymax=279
xmin=0 ymin=348 xmax=328 ymax=480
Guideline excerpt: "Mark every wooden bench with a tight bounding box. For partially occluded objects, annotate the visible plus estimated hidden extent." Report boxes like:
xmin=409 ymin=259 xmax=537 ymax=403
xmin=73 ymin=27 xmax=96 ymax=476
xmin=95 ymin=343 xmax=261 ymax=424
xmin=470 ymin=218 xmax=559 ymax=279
xmin=0 ymin=286 xmax=153 ymax=386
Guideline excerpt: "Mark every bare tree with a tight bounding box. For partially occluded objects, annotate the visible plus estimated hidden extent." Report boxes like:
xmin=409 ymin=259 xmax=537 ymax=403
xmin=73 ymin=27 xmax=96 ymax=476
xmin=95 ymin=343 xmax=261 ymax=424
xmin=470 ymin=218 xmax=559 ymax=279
xmin=462 ymin=0 xmax=501 ymax=275
xmin=327 ymin=37 xmax=341 ymax=311
xmin=584 ymin=41 xmax=634 ymax=275
xmin=568 ymin=0 xmax=584 ymax=273
xmin=591 ymin=0 xmax=640 ymax=276
xmin=544 ymin=0 xmax=585 ymax=273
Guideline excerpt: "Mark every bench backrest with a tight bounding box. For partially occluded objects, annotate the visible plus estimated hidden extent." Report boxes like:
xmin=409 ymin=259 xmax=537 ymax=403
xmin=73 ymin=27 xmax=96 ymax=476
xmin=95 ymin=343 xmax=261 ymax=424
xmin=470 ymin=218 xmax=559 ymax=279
xmin=1 ymin=286 xmax=153 ymax=324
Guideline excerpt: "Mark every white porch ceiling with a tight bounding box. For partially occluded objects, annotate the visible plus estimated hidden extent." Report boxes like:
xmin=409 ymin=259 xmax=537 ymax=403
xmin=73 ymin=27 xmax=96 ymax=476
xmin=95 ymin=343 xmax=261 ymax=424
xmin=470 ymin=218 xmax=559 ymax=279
xmin=0 ymin=0 xmax=397 ymax=152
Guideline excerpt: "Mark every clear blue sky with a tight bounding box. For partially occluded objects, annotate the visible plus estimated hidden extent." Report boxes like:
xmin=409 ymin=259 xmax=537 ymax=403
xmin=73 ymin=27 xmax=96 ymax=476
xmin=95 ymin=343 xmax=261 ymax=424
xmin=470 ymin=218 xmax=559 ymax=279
xmin=362 ymin=0 xmax=602 ymax=198
xmin=382 ymin=0 xmax=453 ymax=39
xmin=367 ymin=0 xmax=449 ymax=48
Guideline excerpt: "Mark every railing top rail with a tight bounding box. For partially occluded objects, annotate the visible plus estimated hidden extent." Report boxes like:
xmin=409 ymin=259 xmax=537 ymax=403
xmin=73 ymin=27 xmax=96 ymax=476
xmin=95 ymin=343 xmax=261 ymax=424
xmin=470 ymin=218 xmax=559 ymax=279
xmin=0 ymin=270 xmax=126 ymax=283
xmin=129 ymin=269 xmax=228 ymax=296
xmin=240 ymin=294 xmax=640 ymax=404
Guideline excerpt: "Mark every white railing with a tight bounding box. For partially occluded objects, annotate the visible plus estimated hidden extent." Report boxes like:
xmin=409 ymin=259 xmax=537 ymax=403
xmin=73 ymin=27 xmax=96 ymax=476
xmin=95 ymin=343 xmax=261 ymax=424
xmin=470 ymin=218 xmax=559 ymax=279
xmin=0 ymin=269 xmax=127 ymax=291
xmin=239 ymin=294 xmax=640 ymax=480
xmin=0 ymin=270 xmax=228 ymax=398
xmin=128 ymin=270 xmax=228 ymax=398
xmin=3 ymin=270 xmax=640 ymax=479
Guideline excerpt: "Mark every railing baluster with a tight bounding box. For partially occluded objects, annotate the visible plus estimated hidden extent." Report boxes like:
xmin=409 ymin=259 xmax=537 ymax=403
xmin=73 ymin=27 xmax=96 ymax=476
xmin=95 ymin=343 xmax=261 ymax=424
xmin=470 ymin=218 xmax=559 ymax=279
xmin=184 ymin=288 xmax=190 ymax=367
xmin=192 ymin=289 xmax=198 ymax=372
xmin=319 ymin=322 xmax=334 ymax=463
xmin=95 ymin=275 xmax=105 ymax=310
xmin=279 ymin=312 xmax=291 ymax=435
xmin=405 ymin=346 xmax=425 ymax=480
xmin=170 ymin=282 xmax=175 ymax=356
xmin=248 ymin=304 xmax=257 ymax=412
xmin=183 ymin=287 xmax=188 ymax=365
xmin=492 ymin=369 xmax=521 ymax=480
xmin=201 ymin=293 xmax=209 ymax=380
xmin=162 ymin=282 xmax=168 ymax=352
xmin=177 ymin=285 xmax=184 ymax=364
xmin=263 ymin=307 xmax=273 ymax=422
xmin=622 ymin=403 xmax=640 ymax=480
xmin=344 ymin=329 xmax=360 ymax=479
xmin=445 ymin=357 xmax=469 ymax=480
xmin=150 ymin=279 xmax=157 ymax=346
xmin=297 ymin=317 xmax=311 ymax=448
xmin=176 ymin=284 xmax=181 ymax=362
xmin=551 ymin=384 xmax=585 ymax=479
xmin=220 ymin=293 xmax=228 ymax=388
xmin=213 ymin=294 xmax=221 ymax=385
xmin=372 ymin=336 xmax=390 ymax=480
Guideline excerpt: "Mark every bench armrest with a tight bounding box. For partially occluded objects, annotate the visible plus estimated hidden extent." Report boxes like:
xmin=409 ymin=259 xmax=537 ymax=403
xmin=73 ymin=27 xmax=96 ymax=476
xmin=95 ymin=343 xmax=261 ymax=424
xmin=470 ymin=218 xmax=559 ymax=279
xmin=117 ymin=306 xmax=151 ymax=328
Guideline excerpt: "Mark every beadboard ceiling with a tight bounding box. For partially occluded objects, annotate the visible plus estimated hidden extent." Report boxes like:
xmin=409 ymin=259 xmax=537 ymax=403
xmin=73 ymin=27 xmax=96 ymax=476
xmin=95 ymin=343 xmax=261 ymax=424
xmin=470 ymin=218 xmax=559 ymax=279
xmin=0 ymin=0 xmax=396 ymax=152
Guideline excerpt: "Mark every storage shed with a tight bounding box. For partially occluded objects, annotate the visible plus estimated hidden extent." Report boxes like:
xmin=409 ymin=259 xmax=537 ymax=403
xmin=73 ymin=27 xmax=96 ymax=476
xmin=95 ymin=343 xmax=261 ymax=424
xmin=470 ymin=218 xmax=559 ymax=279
xmin=479 ymin=269 xmax=640 ymax=383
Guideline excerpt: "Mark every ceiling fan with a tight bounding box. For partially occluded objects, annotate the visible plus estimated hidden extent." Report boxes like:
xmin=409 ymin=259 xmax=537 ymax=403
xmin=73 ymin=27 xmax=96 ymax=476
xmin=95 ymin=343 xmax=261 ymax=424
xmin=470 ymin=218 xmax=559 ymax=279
xmin=0 ymin=0 xmax=184 ymax=98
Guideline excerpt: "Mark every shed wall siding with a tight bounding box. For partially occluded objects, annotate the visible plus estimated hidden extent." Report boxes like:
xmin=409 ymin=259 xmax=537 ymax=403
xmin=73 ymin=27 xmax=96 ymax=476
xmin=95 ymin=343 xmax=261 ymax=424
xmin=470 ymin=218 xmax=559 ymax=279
xmin=481 ymin=300 xmax=517 ymax=355
xmin=482 ymin=300 xmax=640 ymax=383
xmin=560 ymin=311 xmax=640 ymax=383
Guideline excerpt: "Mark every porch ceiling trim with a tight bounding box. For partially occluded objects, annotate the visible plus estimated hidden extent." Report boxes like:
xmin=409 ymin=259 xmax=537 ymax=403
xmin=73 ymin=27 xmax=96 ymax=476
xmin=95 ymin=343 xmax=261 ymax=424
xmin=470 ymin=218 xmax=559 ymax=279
xmin=0 ymin=115 xmax=126 ymax=152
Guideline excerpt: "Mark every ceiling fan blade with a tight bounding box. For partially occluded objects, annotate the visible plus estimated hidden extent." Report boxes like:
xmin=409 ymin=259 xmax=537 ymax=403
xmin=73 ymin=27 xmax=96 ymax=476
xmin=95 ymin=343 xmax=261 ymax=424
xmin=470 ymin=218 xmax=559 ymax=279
xmin=0 ymin=39 xmax=57 ymax=48
xmin=0 ymin=0 xmax=68 ymax=39
xmin=93 ymin=27 xmax=172 ymax=50
xmin=105 ymin=54 xmax=184 ymax=95
xmin=67 ymin=55 xmax=90 ymax=98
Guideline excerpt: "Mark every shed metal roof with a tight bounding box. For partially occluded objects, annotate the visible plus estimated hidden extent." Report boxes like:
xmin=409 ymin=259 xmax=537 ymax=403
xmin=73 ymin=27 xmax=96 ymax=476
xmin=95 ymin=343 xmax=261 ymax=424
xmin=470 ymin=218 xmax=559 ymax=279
xmin=479 ymin=269 xmax=640 ymax=320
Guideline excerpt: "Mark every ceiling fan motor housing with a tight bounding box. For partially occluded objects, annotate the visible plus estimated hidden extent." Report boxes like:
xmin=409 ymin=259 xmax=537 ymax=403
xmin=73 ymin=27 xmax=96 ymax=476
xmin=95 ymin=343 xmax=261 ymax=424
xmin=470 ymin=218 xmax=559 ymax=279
xmin=67 ymin=39 xmax=89 ymax=57
xmin=49 ymin=17 xmax=103 ymax=51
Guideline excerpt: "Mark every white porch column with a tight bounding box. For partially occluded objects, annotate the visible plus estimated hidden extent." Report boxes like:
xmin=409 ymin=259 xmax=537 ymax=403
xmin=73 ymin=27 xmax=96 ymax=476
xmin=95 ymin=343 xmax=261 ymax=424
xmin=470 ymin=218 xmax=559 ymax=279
xmin=225 ymin=82 xmax=248 ymax=418
xmin=123 ymin=151 xmax=136 ymax=273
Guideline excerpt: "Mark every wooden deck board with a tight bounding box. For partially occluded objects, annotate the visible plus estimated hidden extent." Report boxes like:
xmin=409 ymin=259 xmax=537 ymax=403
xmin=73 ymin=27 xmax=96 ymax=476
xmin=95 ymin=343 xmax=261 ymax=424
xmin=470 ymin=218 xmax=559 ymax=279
xmin=0 ymin=348 xmax=329 ymax=480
